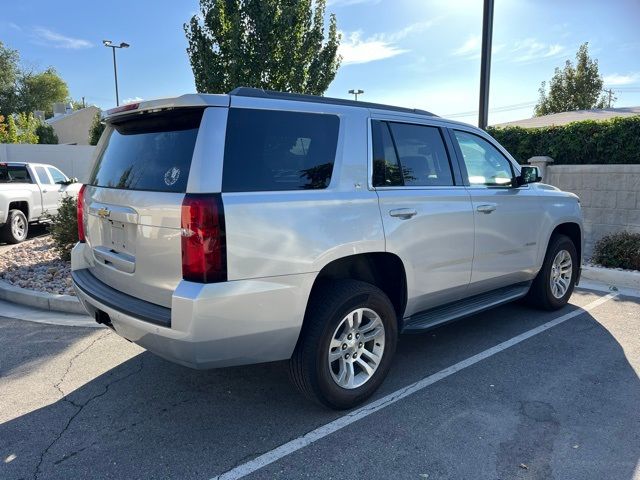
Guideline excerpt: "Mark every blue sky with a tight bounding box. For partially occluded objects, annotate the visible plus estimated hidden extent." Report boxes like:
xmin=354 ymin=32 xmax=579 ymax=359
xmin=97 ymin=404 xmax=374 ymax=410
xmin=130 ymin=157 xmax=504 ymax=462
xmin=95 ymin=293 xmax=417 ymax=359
xmin=2 ymin=0 xmax=639 ymax=126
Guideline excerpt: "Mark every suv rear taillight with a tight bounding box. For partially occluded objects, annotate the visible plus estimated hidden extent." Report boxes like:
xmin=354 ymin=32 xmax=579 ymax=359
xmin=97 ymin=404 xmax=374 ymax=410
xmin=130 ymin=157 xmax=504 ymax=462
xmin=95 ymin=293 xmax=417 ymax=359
xmin=77 ymin=184 xmax=87 ymax=243
xmin=181 ymin=194 xmax=227 ymax=283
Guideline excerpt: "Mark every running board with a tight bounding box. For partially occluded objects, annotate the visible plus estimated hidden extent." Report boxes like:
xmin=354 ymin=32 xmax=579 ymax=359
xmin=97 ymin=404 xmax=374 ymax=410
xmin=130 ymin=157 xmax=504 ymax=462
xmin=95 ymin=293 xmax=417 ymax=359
xmin=402 ymin=282 xmax=531 ymax=333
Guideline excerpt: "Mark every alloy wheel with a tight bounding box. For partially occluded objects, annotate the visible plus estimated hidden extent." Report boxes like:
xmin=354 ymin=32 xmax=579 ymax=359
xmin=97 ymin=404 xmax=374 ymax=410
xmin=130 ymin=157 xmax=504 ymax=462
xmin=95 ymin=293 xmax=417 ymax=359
xmin=327 ymin=308 xmax=385 ymax=389
xmin=550 ymin=249 xmax=572 ymax=299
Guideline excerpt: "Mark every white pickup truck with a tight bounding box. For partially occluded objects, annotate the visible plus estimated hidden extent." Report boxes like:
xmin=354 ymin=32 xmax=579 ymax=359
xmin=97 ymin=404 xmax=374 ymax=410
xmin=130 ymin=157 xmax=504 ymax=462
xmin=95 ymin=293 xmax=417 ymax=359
xmin=0 ymin=162 xmax=81 ymax=243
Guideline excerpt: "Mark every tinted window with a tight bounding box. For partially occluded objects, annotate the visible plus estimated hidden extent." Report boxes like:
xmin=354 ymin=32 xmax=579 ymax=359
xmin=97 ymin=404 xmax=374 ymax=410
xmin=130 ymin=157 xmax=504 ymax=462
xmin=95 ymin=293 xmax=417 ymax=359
xmin=35 ymin=167 xmax=52 ymax=184
xmin=372 ymin=121 xmax=403 ymax=187
xmin=386 ymin=123 xmax=454 ymax=187
xmin=90 ymin=108 xmax=203 ymax=192
xmin=223 ymin=109 xmax=339 ymax=192
xmin=48 ymin=167 xmax=67 ymax=184
xmin=454 ymin=130 xmax=514 ymax=186
xmin=0 ymin=165 xmax=32 ymax=183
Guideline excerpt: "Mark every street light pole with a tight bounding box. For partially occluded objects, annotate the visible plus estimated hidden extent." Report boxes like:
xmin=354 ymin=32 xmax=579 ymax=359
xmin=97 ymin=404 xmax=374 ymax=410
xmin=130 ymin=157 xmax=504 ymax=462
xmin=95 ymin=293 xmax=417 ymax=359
xmin=348 ymin=89 xmax=364 ymax=101
xmin=103 ymin=40 xmax=130 ymax=106
xmin=478 ymin=0 xmax=494 ymax=130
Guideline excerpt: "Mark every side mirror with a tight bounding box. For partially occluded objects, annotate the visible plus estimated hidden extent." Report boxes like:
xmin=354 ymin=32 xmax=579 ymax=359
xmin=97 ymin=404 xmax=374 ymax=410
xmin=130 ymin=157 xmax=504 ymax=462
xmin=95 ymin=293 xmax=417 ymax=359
xmin=59 ymin=177 xmax=78 ymax=185
xmin=516 ymin=166 xmax=541 ymax=186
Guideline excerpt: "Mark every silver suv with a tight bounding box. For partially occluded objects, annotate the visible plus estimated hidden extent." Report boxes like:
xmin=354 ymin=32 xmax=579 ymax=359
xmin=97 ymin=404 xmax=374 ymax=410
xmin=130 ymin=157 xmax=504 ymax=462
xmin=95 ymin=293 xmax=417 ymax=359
xmin=72 ymin=88 xmax=582 ymax=409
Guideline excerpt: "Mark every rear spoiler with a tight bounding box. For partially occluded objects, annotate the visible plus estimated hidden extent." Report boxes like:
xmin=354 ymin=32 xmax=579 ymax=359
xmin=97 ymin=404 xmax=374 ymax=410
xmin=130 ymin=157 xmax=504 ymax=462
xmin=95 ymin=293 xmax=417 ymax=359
xmin=103 ymin=94 xmax=230 ymax=121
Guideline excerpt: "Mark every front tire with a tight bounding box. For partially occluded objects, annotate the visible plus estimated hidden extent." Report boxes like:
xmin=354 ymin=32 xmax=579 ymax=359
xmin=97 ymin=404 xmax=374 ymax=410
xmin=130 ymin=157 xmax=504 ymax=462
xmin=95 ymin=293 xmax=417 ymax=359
xmin=1 ymin=209 xmax=28 ymax=244
xmin=527 ymin=234 xmax=578 ymax=310
xmin=289 ymin=280 xmax=398 ymax=410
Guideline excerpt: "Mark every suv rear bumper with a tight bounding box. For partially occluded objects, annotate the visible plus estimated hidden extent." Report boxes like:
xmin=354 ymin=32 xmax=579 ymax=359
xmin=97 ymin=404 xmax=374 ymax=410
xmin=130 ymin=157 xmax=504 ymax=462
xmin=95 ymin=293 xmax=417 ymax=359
xmin=71 ymin=248 xmax=315 ymax=369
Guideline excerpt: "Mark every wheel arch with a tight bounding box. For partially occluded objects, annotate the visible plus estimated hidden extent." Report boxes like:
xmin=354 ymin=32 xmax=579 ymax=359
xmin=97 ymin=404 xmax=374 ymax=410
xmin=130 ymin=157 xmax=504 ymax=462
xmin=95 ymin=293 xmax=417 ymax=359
xmin=548 ymin=222 xmax=582 ymax=264
xmin=8 ymin=201 xmax=30 ymax=221
xmin=304 ymin=252 xmax=408 ymax=330
xmin=540 ymin=222 xmax=582 ymax=284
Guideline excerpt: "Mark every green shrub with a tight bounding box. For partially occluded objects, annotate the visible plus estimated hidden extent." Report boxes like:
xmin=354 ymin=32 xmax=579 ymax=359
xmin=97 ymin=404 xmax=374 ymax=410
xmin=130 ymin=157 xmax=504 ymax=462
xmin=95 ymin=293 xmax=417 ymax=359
xmin=88 ymin=112 xmax=105 ymax=146
xmin=46 ymin=195 xmax=78 ymax=261
xmin=35 ymin=122 xmax=58 ymax=144
xmin=592 ymin=231 xmax=640 ymax=270
xmin=487 ymin=115 xmax=640 ymax=165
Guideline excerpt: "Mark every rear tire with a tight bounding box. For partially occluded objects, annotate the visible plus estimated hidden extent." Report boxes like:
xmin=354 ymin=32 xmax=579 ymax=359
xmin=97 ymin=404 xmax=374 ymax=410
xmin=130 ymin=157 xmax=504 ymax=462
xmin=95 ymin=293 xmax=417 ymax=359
xmin=1 ymin=209 xmax=28 ymax=244
xmin=526 ymin=234 xmax=577 ymax=310
xmin=289 ymin=279 xmax=398 ymax=410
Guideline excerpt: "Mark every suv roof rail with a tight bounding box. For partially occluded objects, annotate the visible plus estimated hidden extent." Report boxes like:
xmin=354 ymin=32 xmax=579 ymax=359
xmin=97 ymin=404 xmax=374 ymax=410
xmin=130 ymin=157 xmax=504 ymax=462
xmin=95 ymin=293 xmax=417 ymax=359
xmin=229 ymin=87 xmax=437 ymax=117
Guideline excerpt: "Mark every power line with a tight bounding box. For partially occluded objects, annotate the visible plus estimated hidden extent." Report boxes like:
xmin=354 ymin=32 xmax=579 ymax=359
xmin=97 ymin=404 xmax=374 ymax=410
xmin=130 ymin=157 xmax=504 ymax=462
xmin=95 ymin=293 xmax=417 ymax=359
xmin=444 ymin=101 xmax=536 ymax=118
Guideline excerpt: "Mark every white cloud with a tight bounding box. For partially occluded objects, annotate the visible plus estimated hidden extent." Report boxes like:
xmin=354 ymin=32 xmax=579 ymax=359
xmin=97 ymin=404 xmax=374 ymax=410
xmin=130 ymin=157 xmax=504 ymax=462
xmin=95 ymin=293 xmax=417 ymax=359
xmin=122 ymin=97 xmax=143 ymax=105
xmin=8 ymin=22 xmax=22 ymax=31
xmin=385 ymin=20 xmax=438 ymax=42
xmin=32 ymin=27 xmax=92 ymax=49
xmin=339 ymin=31 xmax=407 ymax=65
xmin=338 ymin=20 xmax=438 ymax=65
xmin=510 ymin=38 xmax=566 ymax=62
xmin=603 ymin=72 xmax=640 ymax=86
xmin=453 ymin=35 xmax=481 ymax=56
xmin=452 ymin=36 xmax=505 ymax=60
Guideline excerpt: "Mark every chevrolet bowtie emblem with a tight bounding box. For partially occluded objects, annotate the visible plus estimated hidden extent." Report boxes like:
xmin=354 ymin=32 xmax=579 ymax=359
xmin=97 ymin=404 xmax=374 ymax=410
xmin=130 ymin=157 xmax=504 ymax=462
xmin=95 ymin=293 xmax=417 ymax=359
xmin=97 ymin=207 xmax=111 ymax=218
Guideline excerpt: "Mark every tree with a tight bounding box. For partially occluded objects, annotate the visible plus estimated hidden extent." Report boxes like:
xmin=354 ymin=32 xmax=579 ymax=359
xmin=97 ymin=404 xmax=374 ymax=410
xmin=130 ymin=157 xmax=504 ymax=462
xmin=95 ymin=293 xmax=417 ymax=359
xmin=534 ymin=43 xmax=609 ymax=116
xmin=0 ymin=113 xmax=39 ymax=144
xmin=18 ymin=68 xmax=69 ymax=118
xmin=35 ymin=122 xmax=58 ymax=144
xmin=0 ymin=42 xmax=20 ymax=118
xmin=184 ymin=0 xmax=341 ymax=95
xmin=70 ymin=98 xmax=87 ymax=110
xmin=88 ymin=112 xmax=105 ymax=145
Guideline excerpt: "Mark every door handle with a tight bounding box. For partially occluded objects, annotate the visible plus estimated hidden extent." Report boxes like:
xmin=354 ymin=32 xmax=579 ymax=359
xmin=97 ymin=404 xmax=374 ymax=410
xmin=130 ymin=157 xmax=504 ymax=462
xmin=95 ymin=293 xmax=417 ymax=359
xmin=389 ymin=208 xmax=417 ymax=219
xmin=476 ymin=204 xmax=497 ymax=214
xmin=42 ymin=189 xmax=49 ymax=193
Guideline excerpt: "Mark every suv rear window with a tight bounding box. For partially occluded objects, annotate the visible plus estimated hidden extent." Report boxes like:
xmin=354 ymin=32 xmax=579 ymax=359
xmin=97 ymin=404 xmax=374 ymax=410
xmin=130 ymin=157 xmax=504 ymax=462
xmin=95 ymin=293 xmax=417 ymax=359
xmin=0 ymin=165 xmax=32 ymax=183
xmin=223 ymin=108 xmax=340 ymax=192
xmin=90 ymin=108 xmax=204 ymax=193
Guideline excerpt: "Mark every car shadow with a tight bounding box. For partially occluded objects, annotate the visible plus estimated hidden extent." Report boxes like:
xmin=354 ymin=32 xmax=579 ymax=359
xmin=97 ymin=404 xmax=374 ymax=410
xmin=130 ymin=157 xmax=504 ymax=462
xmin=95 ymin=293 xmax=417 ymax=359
xmin=0 ymin=318 xmax=97 ymax=382
xmin=1 ymin=296 xmax=639 ymax=480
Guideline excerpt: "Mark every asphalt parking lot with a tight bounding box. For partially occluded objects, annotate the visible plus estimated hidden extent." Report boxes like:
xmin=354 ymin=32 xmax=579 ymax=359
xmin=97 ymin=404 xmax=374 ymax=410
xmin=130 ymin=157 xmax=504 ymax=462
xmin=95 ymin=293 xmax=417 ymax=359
xmin=1 ymin=288 xmax=639 ymax=480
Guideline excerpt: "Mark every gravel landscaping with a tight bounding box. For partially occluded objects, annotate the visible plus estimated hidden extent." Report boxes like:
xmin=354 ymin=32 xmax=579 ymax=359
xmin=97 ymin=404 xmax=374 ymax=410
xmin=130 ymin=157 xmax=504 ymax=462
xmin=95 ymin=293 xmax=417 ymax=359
xmin=0 ymin=236 xmax=74 ymax=296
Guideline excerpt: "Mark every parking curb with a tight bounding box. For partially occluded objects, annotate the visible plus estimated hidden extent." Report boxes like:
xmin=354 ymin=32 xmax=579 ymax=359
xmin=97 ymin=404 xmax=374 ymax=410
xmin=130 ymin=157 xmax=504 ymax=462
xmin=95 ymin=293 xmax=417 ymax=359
xmin=0 ymin=279 xmax=86 ymax=315
xmin=581 ymin=265 xmax=640 ymax=290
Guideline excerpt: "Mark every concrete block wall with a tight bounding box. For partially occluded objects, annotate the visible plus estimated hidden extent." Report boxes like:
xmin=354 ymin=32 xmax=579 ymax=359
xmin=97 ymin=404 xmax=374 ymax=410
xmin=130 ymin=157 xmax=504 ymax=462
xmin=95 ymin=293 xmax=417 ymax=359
xmin=545 ymin=164 xmax=640 ymax=256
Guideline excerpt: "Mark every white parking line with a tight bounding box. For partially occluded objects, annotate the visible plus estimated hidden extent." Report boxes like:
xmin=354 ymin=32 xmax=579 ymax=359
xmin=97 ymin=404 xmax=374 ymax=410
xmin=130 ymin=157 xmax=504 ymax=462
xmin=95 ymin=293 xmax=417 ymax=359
xmin=212 ymin=293 xmax=617 ymax=480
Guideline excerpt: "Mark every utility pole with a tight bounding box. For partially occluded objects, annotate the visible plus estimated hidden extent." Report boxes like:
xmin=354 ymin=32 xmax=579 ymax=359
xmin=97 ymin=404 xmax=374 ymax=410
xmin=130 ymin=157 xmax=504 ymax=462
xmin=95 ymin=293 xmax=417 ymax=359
xmin=102 ymin=40 xmax=130 ymax=106
xmin=478 ymin=0 xmax=495 ymax=130
xmin=348 ymin=89 xmax=364 ymax=101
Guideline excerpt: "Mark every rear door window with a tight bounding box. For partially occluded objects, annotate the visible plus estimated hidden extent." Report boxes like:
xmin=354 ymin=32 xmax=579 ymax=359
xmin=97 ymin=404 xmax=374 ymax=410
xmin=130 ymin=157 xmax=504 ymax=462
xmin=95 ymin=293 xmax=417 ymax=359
xmin=90 ymin=108 xmax=204 ymax=192
xmin=372 ymin=121 xmax=403 ymax=187
xmin=223 ymin=108 xmax=340 ymax=192
xmin=0 ymin=165 xmax=32 ymax=183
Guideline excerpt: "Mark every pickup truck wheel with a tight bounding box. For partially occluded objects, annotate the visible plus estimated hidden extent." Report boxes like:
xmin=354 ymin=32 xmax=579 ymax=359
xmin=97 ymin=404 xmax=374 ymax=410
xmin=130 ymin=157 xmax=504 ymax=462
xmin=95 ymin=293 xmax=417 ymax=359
xmin=1 ymin=209 xmax=28 ymax=244
xmin=289 ymin=279 xmax=398 ymax=410
xmin=527 ymin=234 xmax=577 ymax=310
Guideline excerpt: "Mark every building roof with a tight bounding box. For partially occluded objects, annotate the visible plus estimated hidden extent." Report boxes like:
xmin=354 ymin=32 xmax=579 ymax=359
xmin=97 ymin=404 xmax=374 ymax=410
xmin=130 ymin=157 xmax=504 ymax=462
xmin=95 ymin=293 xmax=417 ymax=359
xmin=45 ymin=105 xmax=100 ymax=125
xmin=492 ymin=106 xmax=640 ymax=128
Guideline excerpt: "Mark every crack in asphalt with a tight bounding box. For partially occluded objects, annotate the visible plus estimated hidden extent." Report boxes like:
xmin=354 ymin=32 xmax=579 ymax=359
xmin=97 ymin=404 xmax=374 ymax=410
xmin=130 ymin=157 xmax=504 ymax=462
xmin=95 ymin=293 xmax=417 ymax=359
xmin=33 ymin=343 xmax=145 ymax=480
xmin=52 ymin=331 xmax=112 ymax=407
